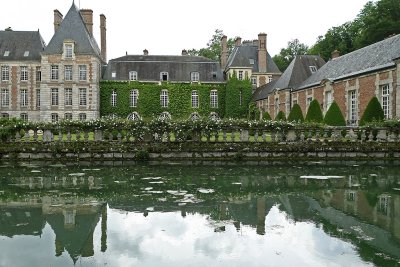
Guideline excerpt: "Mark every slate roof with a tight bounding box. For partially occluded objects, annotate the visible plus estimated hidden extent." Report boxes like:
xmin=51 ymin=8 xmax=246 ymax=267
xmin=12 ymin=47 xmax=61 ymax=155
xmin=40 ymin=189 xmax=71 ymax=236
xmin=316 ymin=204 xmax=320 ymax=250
xmin=0 ymin=31 xmax=45 ymax=61
xmin=226 ymin=42 xmax=281 ymax=74
xmin=299 ymin=34 xmax=400 ymax=90
xmin=103 ymin=55 xmax=225 ymax=83
xmin=43 ymin=3 xmax=102 ymax=59
xmin=253 ymin=55 xmax=325 ymax=101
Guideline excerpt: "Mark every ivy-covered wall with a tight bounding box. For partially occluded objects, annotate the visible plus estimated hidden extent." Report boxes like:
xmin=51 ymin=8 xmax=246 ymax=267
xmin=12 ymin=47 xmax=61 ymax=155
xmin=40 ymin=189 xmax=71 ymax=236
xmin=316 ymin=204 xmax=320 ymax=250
xmin=100 ymin=79 xmax=251 ymax=120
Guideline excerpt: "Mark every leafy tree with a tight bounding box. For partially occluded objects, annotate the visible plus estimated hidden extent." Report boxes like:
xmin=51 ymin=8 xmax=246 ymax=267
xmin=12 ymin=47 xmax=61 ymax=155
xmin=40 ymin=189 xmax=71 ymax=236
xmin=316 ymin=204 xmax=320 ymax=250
xmin=323 ymin=101 xmax=346 ymax=126
xmin=359 ymin=97 xmax=385 ymax=126
xmin=275 ymin=111 xmax=286 ymax=121
xmin=187 ymin=29 xmax=235 ymax=61
xmin=248 ymin=103 xmax=261 ymax=120
xmin=287 ymin=104 xmax=304 ymax=122
xmin=272 ymin=39 xmax=309 ymax=72
xmin=262 ymin=111 xmax=272 ymax=121
xmin=305 ymin=100 xmax=324 ymax=123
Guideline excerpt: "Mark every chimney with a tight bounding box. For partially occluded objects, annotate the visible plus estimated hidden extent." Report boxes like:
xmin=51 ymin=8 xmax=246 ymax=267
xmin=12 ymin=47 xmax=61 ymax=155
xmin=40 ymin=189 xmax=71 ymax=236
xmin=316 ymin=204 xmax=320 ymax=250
xmin=100 ymin=14 xmax=107 ymax=62
xmin=143 ymin=49 xmax=148 ymax=56
xmin=235 ymin=37 xmax=242 ymax=46
xmin=53 ymin=10 xmax=63 ymax=33
xmin=220 ymin=35 xmax=228 ymax=69
xmin=181 ymin=49 xmax=188 ymax=56
xmin=331 ymin=50 xmax=340 ymax=59
xmin=80 ymin=9 xmax=93 ymax=36
xmin=258 ymin=33 xmax=267 ymax=73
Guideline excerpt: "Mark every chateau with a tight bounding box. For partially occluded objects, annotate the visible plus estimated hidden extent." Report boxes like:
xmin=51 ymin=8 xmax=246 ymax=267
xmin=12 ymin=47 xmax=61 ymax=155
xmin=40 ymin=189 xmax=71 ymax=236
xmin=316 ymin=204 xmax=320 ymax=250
xmin=1 ymin=2 xmax=399 ymax=123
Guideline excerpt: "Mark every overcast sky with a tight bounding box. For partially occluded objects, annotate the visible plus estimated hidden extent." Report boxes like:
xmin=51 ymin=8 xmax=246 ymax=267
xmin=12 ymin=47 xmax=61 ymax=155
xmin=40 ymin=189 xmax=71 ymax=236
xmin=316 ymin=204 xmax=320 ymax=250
xmin=1 ymin=0 xmax=371 ymax=61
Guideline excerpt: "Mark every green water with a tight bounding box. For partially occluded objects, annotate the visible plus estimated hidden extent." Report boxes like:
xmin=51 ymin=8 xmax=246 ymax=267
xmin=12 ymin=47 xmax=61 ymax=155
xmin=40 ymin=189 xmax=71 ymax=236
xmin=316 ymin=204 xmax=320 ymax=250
xmin=0 ymin=161 xmax=399 ymax=267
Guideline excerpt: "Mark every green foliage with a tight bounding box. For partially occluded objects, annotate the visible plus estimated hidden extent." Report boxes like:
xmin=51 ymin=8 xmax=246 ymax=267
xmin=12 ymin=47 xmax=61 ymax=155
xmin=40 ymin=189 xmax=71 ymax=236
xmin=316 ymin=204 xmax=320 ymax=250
xmin=224 ymin=75 xmax=252 ymax=118
xmin=135 ymin=149 xmax=150 ymax=161
xmin=262 ymin=111 xmax=272 ymax=121
xmin=248 ymin=103 xmax=260 ymax=120
xmin=275 ymin=111 xmax=286 ymax=121
xmin=359 ymin=97 xmax=385 ymax=126
xmin=324 ymin=101 xmax=346 ymax=126
xmin=287 ymin=104 xmax=304 ymax=122
xmin=305 ymin=100 xmax=324 ymax=123
xmin=272 ymin=39 xmax=309 ymax=72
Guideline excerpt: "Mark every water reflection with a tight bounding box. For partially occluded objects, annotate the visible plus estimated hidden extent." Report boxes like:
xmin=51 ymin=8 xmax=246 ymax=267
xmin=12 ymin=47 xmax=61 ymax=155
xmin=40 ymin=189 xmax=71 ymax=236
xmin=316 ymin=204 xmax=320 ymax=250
xmin=0 ymin=162 xmax=399 ymax=266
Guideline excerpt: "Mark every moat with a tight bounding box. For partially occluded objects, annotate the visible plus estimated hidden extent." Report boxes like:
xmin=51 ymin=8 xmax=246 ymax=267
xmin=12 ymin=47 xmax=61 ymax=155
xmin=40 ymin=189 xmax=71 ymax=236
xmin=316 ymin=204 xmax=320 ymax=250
xmin=0 ymin=161 xmax=399 ymax=267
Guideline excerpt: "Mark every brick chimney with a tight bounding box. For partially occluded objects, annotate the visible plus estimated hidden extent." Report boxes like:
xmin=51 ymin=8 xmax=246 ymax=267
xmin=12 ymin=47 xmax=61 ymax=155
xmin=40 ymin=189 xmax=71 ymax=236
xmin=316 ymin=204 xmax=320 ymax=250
xmin=220 ymin=35 xmax=228 ymax=69
xmin=182 ymin=49 xmax=188 ymax=56
xmin=100 ymin=14 xmax=107 ymax=62
xmin=331 ymin=50 xmax=340 ymax=59
xmin=258 ymin=33 xmax=267 ymax=73
xmin=80 ymin=9 xmax=93 ymax=36
xmin=235 ymin=37 xmax=242 ymax=46
xmin=54 ymin=10 xmax=63 ymax=33
xmin=143 ymin=49 xmax=148 ymax=56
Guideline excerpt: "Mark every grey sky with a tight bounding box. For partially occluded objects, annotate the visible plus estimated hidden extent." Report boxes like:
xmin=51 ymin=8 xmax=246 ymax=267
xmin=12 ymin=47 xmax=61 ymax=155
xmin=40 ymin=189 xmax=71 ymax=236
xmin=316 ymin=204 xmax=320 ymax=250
xmin=1 ymin=0 xmax=371 ymax=61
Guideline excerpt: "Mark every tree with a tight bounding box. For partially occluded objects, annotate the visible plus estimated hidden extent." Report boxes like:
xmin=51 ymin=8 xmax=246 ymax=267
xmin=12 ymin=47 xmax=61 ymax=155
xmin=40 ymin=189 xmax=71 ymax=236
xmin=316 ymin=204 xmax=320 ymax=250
xmin=262 ymin=111 xmax=272 ymax=121
xmin=272 ymin=39 xmax=309 ymax=72
xmin=305 ymin=100 xmax=324 ymax=123
xmin=323 ymin=101 xmax=346 ymax=126
xmin=359 ymin=97 xmax=385 ymax=126
xmin=187 ymin=29 xmax=235 ymax=61
xmin=275 ymin=111 xmax=286 ymax=121
xmin=287 ymin=104 xmax=304 ymax=122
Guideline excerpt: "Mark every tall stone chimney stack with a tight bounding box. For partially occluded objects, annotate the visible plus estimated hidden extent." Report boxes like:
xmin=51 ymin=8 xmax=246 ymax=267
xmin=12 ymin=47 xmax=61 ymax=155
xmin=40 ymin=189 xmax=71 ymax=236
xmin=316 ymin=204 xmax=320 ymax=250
xmin=80 ymin=9 xmax=93 ymax=36
xmin=100 ymin=14 xmax=107 ymax=62
xmin=53 ymin=10 xmax=63 ymax=33
xmin=258 ymin=33 xmax=267 ymax=73
xmin=331 ymin=50 xmax=340 ymax=59
xmin=234 ymin=37 xmax=242 ymax=46
xmin=220 ymin=35 xmax=228 ymax=69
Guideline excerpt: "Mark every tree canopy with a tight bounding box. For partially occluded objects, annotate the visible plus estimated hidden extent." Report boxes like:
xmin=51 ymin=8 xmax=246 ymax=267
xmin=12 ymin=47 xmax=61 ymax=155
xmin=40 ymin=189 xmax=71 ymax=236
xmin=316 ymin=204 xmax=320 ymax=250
xmin=272 ymin=39 xmax=308 ymax=72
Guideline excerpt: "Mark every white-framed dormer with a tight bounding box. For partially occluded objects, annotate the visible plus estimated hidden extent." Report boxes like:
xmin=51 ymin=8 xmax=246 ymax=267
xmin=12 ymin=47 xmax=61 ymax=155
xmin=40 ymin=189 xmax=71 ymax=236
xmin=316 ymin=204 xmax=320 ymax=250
xmin=62 ymin=40 xmax=75 ymax=60
xmin=129 ymin=71 xmax=138 ymax=81
xmin=160 ymin=71 xmax=169 ymax=81
xmin=191 ymin=72 xmax=199 ymax=82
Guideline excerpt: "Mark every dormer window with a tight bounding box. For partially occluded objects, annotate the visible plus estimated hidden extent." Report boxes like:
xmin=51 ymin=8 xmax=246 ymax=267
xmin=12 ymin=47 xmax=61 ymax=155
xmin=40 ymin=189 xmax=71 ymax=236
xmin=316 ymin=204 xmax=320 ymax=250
xmin=3 ymin=51 xmax=9 ymax=57
xmin=160 ymin=72 xmax=169 ymax=81
xmin=64 ymin=43 xmax=74 ymax=59
xmin=309 ymin=66 xmax=317 ymax=73
xmin=129 ymin=71 xmax=138 ymax=81
xmin=24 ymin=51 xmax=29 ymax=57
xmin=249 ymin=59 xmax=255 ymax=65
xmin=191 ymin=72 xmax=199 ymax=82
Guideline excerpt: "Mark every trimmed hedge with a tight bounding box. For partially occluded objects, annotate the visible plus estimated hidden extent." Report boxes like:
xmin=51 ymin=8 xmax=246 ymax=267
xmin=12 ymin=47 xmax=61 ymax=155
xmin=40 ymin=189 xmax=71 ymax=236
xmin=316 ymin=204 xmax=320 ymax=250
xmin=262 ymin=112 xmax=272 ymax=121
xmin=305 ymin=99 xmax=324 ymax=123
xmin=275 ymin=111 xmax=286 ymax=121
xmin=359 ymin=97 xmax=385 ymax=126
xmin=287 ymin=104 xmax=304 ymax=122
xmin=324 ymin=101 xmax=346 ymax=126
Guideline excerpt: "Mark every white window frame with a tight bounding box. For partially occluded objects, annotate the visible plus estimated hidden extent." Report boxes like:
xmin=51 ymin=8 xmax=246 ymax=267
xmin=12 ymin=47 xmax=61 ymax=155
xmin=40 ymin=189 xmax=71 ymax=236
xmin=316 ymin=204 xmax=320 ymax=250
xmin=51 ymin=88 xmax=59 ymax=106
xmin=20 ymin=89 xmax=28 ymax=107
xmin=24 ymin=51 xmax=29 ymax=57
xmin=381 ymin=84 xmax=390 ymax=119
xmin=64 ymin=44 xmax=73 ymax=59
xmin=129 ymin=71 xmax=138 ymax=81
xmin=127 ymin=112 xmax=141 ymax=121
xmin=348 ymin=90 xmax=358 ymax=123
xmin=160 ymin=89 xmax=168 ymax=108
xmin=20 ymin=66 xmax=28 ymax=81
xmin=3 ymin=51 xmax=10 ymax=57
xmin=191 ymin=72 xmax=199 ymax=82
xmin=210 ymin=90 xmax=218 ymax=108
xmin=36 ymin=66 xmax=41 ymax=81
xmin=79 ymin=88 xmax=87 ymax=106
xmin=238 ymin=71 xmax=243 ymax=80
xmin=65 ymin=88 xmax=72 ymax=106
xmin=191 ymin=90 xmax=199 ymax=108
xmin=51 ymin=113 xmax=59 ymax=123
xmin=1 ymin=66 xmax=9 ymax=81
xmin=130 ymin=89 xmax=139 ymax=107
xmin=306 ymin=96 xmax=313 ymax=108
xmin=239 ymin=90 xmax=243 ymax=106
xmin=51 ymin=65 xmax=59 ymax=80
xmin=65 ymin=65 xmax=73 ymax=81
xmin=1 ymin=113 xmax=9 ymax=118
xmin=160 ymin=72 xmax=169 ymax=81
xmin=79 ymin=113 xmax=87 ymax=121
xmin=326 ymin=91 xmax=333 ymax=111
xmin=20 ymin=113 xmax=28 ymax=121
xmin=65 ymin=113 xmax=73 ymax=120
xmin=268 ymin=76 xmax=273 ymax=83
xmin=251 ymin=76 xmax=257 ymax=86
xmin=111 ymin=90 xmax=117 ymax=107
xmin=1 ymin=89 xmax=9 ymax=107
xmin=36 ymin=89 xmax=40 ymax=108
xmin=79 ymin=65 xmax=87 ymax=81
xmin=309 ymin=66 xmax=317 ymax=73
xmin=159 ymin=112 xmax=171 ymax=121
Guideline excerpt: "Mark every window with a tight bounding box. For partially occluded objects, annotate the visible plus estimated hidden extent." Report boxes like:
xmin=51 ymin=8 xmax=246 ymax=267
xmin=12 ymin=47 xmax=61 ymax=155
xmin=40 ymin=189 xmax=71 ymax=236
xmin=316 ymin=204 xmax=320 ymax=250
xmin=348 ymin=90 xmax=357 ymax=124
xmin=130 ymin=89 xmax=138 ymax=107
xmin=251 ymin=76 xmax=257 ymax=86
xmin=65 ymin=113 xmax=73 ymax=120
xmin=1 ymin=89 xmax=9 ymax=107
xmin=191 ymin=90 xmax=199 ymax=108
xmin=51 ymin=88 xmax=59 ymax=106
xmin=129 ymin=71 xmax=138 ymax=81
xmin=65 ymin=65 xmax=73 ymax=81
xmin=292 ymin=99 xmax=298 ymax=106
xmin=238 ymin=71 xmax=243 ymax=80
xmin=20 ymin=113 xmax=28 ymax=121
xmin=20 ymin=89 xmax=28 ymax=107
xmin=79 ymin=88 xmax=87 ymax=106
xmin=191 ymin=72 xmax=199 ymax=82
xmin=1 ymin=66 xmax=9 ymax=81
xmin=51 ymin=65 xmax=59 ymax=80
xmin=309 ymin=66 xmax=317 ymax=73
xmin=20 ymin=66 xmax=28 ymax=81
xmin=158 ymin=112 xmax=171 ymax=121
xmin=24 ymin=51 xmax=29 ymax=57
xmin=111 ymin=72 xmax=116 ymax=78
xmin=209 ymin=112 xmax=219 ymax=121
xmin=210 ymin=90 xmax=218 ymax=108
xmin=65 ymin=44 xmax=73 ymax=58
xmin=36 ymin=66 xmax=41 ymax=81
xmin=160 ymin=72 xmax=169 ymax=81
xmin=51 ymin=113 xmax=59 ymax=123
xmin=249 ymin=59 xmax=255 ymax=65
xmin=239 ymin=90 xmax=243 ymax=106
xmin=3 ymin=51 xmax=9 ymax=57
xmin=160 ymin=89 xmax=168 ymax=108
xmin=111 ymin=90 xmax=117 ymax=107
xmin=79 ymin=65 xmax=87 ymax=81
xmin=127 ymin=112 xmax=141 ymax=121
xmin=326 ymin=91 xmax=333 ymax=110
xmin=381 ymin=84 xmax=390 ymax=119
xmin=79 ymin=113 xmax=87 ymax=121
xmin=190 ymin=113 xmax=200 ymax=121
xmin=268 ymin=76 xmax=273 ymax=83
xmin=64 ymin=88 xmax=72 ymax=106
xmin=307 ymin=96 xmax=313 ymax=108
xmin=36 ymin=89 xmax=40 ymax=108
xmin=1 ymin=113 xmax=9 ymax=119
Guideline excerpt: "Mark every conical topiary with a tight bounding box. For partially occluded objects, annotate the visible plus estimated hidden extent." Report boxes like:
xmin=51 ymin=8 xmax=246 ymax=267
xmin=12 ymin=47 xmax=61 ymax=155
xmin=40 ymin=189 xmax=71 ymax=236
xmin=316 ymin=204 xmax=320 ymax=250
xmin=305 ymin=99 xmax=323 ymax=123
xmin=359 ymin=96 xmax=385 ymax=126
xmin=262 ymin=111 xmax=272 ymax=121
xmin=324 ymin=101 xmax=346 ymax=126
xmin=287 ymin=103 xmax=304 ymax=122
xmin=275 ymin=111 xmax=286 ymax=121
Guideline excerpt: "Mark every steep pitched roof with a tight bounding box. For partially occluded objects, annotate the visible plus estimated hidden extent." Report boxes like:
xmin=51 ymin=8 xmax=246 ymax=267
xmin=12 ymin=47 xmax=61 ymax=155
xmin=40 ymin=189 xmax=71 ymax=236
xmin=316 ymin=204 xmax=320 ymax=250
xmin=299 ymin=34 xmax=400 ymax=90
xmin=0 ymin=31 xmax=45 ymax=61
xmin=43 ymin=3 xmax=101 ymax=58
xmin=253 ymin=55 xmax=325 ymax=101
xmin=103 ymin=55 xmax=225 ymax=82
xmin=226 ymin=42 xmax=281 ymax=74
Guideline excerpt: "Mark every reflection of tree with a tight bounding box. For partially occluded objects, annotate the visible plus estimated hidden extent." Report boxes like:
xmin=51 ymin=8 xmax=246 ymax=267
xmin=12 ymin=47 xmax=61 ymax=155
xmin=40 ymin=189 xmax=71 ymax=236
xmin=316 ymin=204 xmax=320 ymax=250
xmin=101 ymin=204 xmax=107 ymax=253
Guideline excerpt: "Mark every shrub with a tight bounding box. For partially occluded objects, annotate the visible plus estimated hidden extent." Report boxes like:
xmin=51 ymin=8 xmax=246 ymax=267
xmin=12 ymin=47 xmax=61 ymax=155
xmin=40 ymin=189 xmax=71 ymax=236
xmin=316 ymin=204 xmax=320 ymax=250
xmin=287 ymin=104 xmax=304 ymax=122
xmin=262 ymin=112 xmax=272 ymax=121
xmin=275 ymin=111 xmax=286 ymax=121
xmin=305 ymin=99 xmax=324 ymax=123
xmin=359 ymin=97 xmax=385 ymax=126
xmin=135 ymin=149 xmax=150 ymax=161
xmin=323 ymin=101 xmax=346 ymax=126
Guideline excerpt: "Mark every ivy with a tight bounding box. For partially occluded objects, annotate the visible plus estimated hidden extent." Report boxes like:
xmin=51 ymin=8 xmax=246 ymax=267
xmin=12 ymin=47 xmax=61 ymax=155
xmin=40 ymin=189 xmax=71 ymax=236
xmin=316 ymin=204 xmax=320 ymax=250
xmin=224 ymin=75 xmax=252 ymax=118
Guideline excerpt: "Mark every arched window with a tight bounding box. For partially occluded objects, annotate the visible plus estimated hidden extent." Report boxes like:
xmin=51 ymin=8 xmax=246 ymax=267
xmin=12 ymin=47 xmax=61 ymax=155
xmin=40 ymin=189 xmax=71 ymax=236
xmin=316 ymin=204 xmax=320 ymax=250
xmin=160 ymin=89 xmax=168 ymax=108
xmin=189 ymin=112 xmax=200 ymax=121
xmin=191 ymin=90 xmax=199 ymax=108
xmin=111 ymin=90 xmax=117 ymax=107
xmin=127 ymin=112 xmax=141 ymax=121
xmin=158 ymin=112 xmax=171 ymax=121
xmin=130 ymin=89 xmax=139 ymax=107
xmin=209 ymin=112 xmax=219 ymax=121
xmin=210 ymin=90 xmax=218 ymax=108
